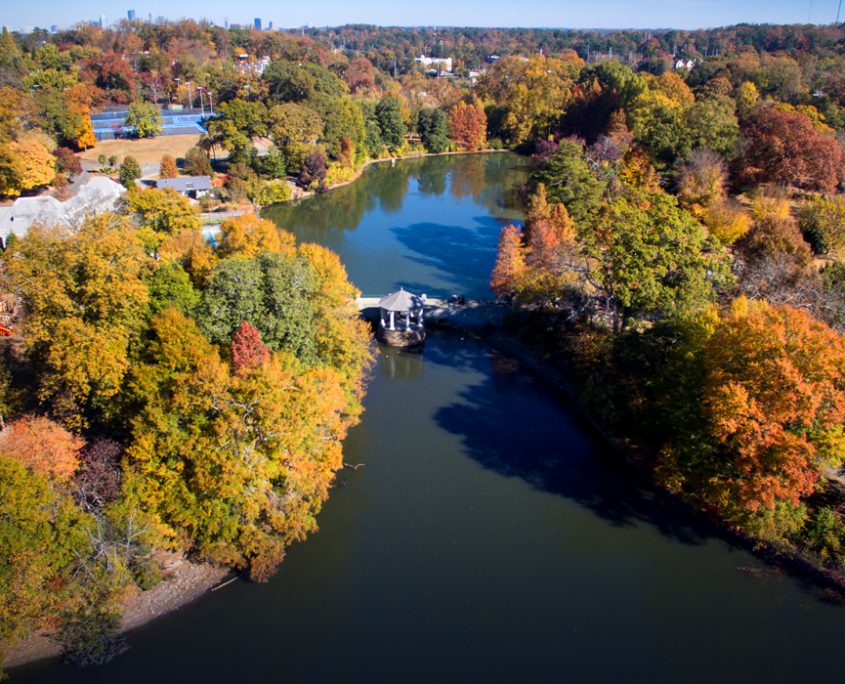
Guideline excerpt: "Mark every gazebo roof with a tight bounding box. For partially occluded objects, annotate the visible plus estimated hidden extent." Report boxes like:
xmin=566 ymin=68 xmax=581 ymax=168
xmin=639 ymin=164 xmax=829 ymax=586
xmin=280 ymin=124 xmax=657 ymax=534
xmin=378 ymin=288 xmax=422 ymax=312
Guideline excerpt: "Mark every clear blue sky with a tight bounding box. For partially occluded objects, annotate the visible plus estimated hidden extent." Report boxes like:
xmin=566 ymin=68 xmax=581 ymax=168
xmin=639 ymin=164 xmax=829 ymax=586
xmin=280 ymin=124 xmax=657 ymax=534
xmin=7 ymin=0 xmax=843 ymax=32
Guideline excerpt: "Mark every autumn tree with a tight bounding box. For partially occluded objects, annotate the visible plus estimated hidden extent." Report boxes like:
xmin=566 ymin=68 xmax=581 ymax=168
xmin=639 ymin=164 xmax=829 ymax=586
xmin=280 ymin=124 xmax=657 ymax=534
xmin=123 ymin=187 xmax=200 ymax=236
xmin=703 ymin=199 xmax=752 ymax=245
xmin=217 ymin=214 xmax=296 ymax=259
xmin=735 ymin=81 xmax=760 ymax=119
xmin=490 ymin=225 xmax=527 ymax=298
xmin=449 ymin=100 xmax=487 ymax=151
xmin=299 ymin=148 xmax=327 ymax=189
xmin=125 ymin=307 xmax=361 ymax=581
xmin=269 ymin=102 xmax=323 ymax=171
xmin=231 ymin=321 xmax=270 ymax=373
xmin=797 ymin=195 xmax=845 ymax=256
xmin=0 ymin=415 xmax=83 ymax=481
xmin=4 ymin=215 xmax=149 ymax=427
xmin=666 ymin=299 xmax=845 ymax=536
xmin=480 ymin=56 xmax=576 ymax=145
xmin=344 ymin=57 xmax=378 ymax=95
xmin=0 ymin=139 xmax=56 ymax=198
xmin=738 ymin=106 xmax=845 ymax=193
xmin=184 ymin=146 xmax=212 ymax=177
xmin=676 ymin=148 xmax=728 ymax=216
xmin=0 ymin=456 xmax=92 ymax=653
xmin=159 ymin=154 xmax=177 ymax=178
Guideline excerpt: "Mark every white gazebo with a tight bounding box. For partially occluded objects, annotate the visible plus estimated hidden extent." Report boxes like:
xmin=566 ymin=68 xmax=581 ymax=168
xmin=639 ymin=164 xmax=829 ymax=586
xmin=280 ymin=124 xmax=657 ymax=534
xmin=377 ymin=287 xmax=426 ymax=346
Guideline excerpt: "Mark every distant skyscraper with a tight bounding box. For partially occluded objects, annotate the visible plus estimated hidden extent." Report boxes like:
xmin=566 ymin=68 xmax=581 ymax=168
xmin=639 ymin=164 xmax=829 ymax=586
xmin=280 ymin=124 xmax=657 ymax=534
xmin=127 ymin=9 xmax=135 ymax=20
xmin=98 ymin=14 xmax=105 ymax=28
xmin=268 ymin=21 xmax=273 ymax=30
xmin=50 ymin=24 xmax=58 ymax=33
xmin=254 ymin=17 xmax=262 ymax=30
xmin=224 ymin=17 xmax=229 ymax=29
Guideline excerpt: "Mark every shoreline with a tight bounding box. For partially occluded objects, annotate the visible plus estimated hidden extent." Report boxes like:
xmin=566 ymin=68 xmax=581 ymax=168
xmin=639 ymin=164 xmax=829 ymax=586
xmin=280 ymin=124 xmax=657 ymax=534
xmin=287 ymin=147 xmax=510 ymax=203
xmin=426 ymin=309 xmax=845 ymax=600
xmin=5 ymin=552 xmax=232 ymax=671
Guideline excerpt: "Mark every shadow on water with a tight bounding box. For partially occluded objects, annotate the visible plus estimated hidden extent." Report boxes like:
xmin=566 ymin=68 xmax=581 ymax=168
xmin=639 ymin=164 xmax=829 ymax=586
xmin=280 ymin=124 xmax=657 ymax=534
xmin=392 ymin=217 xmax=511 ymax=298
xmin=420 ymin=335 xmax=731 ymax=546
xmin=420 ymin=332 xmax=845 ymax=606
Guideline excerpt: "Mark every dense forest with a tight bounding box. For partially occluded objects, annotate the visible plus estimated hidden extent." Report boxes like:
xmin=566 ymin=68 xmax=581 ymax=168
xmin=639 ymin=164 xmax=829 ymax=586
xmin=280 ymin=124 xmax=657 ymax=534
xmin=4 ymin=15 xmax=845 ymax=672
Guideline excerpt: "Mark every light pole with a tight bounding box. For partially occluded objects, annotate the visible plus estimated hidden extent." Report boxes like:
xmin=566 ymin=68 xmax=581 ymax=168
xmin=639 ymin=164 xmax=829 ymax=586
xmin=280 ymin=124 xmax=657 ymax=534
xmin=174 ymin=77 xmax=181 ymax=108
xmin=197 ymin=86 xmax=205 ymax=116
xmin=186 ymin=81 xmax=193 ymax=109
xmin=208 ymin=91 xmax=214 ymax=115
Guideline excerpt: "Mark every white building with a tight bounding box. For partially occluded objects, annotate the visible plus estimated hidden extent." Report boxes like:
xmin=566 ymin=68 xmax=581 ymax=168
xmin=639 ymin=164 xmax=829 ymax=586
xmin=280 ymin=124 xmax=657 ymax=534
xmin=415 ymin=55 xmax=453 ymax=73
xmin=0 ymin=176 xmax=126 ymax=248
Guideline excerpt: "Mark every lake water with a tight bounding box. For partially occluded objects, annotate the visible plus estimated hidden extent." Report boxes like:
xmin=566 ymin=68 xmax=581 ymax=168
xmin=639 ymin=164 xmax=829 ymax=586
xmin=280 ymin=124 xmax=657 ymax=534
xmin=16 ymin=153 xmax=845 ymax=683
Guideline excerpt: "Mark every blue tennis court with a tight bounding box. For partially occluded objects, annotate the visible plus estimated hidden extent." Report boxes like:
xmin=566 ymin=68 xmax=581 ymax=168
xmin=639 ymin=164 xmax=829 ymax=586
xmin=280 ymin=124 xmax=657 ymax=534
xmin=91 ymin=108 xmax=208 ymax=140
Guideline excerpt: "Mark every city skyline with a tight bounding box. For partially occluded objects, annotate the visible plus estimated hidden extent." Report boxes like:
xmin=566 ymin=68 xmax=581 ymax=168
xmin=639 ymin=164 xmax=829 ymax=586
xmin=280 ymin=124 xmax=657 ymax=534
xmin=4 ymin=0 xmax=844 ymax=32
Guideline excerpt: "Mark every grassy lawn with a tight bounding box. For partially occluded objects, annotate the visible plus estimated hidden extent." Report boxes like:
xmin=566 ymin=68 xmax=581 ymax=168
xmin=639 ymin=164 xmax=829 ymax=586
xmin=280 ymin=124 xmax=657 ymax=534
xmin=80 ymin=134 xmax=202 ymax=165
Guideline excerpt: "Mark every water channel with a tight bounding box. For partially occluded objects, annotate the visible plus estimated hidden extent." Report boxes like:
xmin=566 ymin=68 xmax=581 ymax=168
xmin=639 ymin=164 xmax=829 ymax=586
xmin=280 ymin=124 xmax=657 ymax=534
xmin=16 ymin=153 xmax=844 ymax=683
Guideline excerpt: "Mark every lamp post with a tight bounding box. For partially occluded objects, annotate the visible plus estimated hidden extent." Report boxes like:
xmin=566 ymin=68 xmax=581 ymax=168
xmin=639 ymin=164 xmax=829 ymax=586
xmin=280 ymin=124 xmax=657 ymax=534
xmin=208 ymin=91 xmax=214 ymax=115
xmin=186 ymin=81 xmax=193 ymax=109
xmin=197 ymin=86 xmax=205 ymax=116
xmin=174 ymin=77 xmax=181 ymax=107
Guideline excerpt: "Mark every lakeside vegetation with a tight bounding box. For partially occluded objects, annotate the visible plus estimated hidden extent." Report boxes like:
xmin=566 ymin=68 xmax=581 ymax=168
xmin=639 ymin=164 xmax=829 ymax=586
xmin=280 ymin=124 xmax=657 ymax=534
xmin=4 ymin=14 xmax=845 ymax=674
xmin=487 ymin=51 xmax=845 ymax=571
xmin=0 ymin=197 xmax=372 ymax=669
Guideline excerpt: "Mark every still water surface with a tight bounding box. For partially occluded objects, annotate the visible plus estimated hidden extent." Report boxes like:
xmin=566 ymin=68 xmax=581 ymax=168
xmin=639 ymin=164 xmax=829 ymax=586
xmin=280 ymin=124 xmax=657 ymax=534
xmin=17 ymin=153 xmax=844 ymax=683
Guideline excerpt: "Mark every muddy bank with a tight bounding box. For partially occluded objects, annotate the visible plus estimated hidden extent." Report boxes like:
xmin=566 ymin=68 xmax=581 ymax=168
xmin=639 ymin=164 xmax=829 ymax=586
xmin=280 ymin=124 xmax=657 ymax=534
xmin=4 ymin=552 xmax=231 ymax=670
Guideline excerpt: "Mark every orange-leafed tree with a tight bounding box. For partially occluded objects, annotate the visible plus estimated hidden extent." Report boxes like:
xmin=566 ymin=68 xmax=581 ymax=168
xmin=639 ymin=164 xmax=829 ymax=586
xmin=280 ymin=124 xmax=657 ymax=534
xmin=159 ymin=154 xmax=178 ymax=178
xmin=700 ymin=299 xmax=845 ymax=522
xmin=0 ymin=415 xmax=84 ymax=481
xmin=449 ymin=100 xmax=487 ymax=151
xmin=232 ymin=321 xmax=270 ymax=373
xmin=490 ymin=224 xmax=527 ymax=298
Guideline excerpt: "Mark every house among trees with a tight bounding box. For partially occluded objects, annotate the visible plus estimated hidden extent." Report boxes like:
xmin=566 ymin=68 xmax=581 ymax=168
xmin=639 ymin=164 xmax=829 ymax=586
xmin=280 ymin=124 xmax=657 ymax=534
xmin=415 ymin=55 xmax=453 ymax=74
xmin=155 ymin=176 xmax=212 ymax=198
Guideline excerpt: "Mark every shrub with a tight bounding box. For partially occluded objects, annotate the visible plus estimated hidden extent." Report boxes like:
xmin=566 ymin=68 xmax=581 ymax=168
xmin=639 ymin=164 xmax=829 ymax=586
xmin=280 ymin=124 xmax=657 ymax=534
xmin=59 ymin=607 xmax=128 ymax=667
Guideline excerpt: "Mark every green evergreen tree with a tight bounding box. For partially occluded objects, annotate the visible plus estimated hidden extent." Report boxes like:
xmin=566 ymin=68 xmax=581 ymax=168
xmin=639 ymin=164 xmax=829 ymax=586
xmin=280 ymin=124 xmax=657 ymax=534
xmin=376 ymin=96 xmax=406 ymax=153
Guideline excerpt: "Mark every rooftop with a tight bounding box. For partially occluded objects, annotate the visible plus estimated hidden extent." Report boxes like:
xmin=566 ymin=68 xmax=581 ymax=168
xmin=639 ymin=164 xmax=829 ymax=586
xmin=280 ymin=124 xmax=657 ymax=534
xmin=379 ymin=288 xmax=423 ymax=312
xmin=156 ymin=176 xmax=212 ymax=192
xmin=0 ymin=175 xmax=125 ymax=247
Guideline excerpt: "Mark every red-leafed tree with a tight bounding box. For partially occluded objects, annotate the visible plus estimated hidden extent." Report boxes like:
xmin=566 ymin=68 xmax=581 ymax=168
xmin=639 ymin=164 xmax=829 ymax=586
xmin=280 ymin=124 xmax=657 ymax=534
xmin=449 ymin=100 xmax=488 ymax=151
xmin=232 ymin=321 xmax=270 ymax=373
xmin=738 ymin=106 xmax=845 ymax=193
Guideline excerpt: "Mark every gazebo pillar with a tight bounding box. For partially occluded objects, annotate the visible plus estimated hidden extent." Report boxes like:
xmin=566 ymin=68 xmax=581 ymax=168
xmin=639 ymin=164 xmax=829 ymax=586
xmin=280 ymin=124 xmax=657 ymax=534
xmin=389 ymin=310 xmax=395 ymax=330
